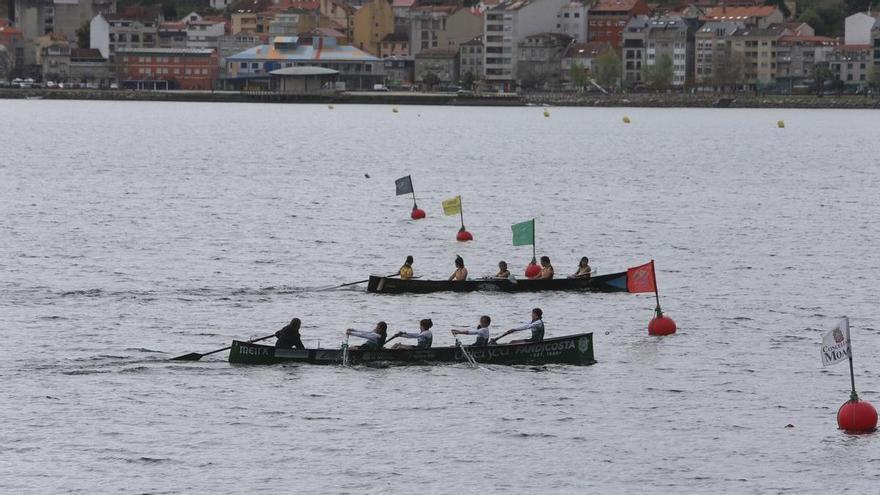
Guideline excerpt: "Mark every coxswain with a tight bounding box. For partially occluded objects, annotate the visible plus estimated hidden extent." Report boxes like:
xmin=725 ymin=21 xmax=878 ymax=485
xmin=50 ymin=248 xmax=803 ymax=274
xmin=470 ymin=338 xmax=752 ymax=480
xmin=532 ymin=256 xmax=554 ymax=280
xmin=346 ymin=321 xmax=388 ymax=350
xmin=495 ymin=261 xmax=511 ymax=280
xmin=392 ymin=318 xmax=434 ymax=349
xmin=449 ymin=256 xmax=468 ymax=281
xmin=490 ymin=308 xmax=544 ymax=344
xmin=570 ymin=257 xmax=591 ymax=279
xmin=275 ymin=318 xmax=305 ymax=349
xmin=398 ymin=255 xmax=414 ymax=280
xmin=452 ymin=315 xmax=491 ymax=346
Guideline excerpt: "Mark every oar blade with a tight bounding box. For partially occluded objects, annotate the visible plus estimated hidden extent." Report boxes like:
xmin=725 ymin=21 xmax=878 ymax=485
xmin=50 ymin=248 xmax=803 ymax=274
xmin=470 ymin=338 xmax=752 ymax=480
xmin=170 ymin=352 xmax=203 ymax=361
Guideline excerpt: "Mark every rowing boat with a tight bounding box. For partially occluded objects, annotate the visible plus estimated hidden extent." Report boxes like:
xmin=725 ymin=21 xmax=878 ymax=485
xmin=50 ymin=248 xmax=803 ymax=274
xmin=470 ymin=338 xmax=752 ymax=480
xmin=229 ymin=332 xmax=596 ymax=366
xmin=366 ymin=271 xmax=628 ymax=294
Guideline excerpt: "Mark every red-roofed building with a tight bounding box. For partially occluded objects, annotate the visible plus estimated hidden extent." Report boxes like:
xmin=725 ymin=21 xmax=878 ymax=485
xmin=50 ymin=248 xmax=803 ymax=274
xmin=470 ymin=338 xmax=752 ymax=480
xmin=118 ymin=47 xmax=219 ymax=90
xmin=587 ymin=0 xmax=652 ymax=49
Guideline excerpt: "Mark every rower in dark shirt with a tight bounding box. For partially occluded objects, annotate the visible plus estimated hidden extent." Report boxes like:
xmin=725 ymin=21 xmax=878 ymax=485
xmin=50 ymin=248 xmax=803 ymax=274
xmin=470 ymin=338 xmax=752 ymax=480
xmin=275 ymin=318 xmax=305 ymax=349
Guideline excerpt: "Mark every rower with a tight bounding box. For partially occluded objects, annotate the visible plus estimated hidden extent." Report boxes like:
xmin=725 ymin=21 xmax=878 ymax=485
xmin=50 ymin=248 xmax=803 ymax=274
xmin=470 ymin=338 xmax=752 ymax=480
xmin=490 ymin=308 xmax=544 ymax=344
xmin=570 ymin=257 xmax=591 ymax=279
xmin=346 ymin=321 xmax=388 ymax=350
xmin=494 ymin=261 xmax=511 ymax=280
xmin=392 ymin=318 xmax=433 ymax=349
xmin=452 ymin=315 xmax=491 ymax=346
xmin=533 ymin=256 xmax=554 ymax=280
xmin=449 ymin=256 xmax=468 ymax=281
xmin=275 ymin=318 xmax=305 ymax=349
xmin=398 ymin=255 xmax=414 ymax=280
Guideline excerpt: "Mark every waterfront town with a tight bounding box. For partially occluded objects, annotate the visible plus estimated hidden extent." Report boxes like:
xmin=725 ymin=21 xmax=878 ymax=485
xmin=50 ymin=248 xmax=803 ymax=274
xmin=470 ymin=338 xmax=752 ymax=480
xmin=0 ymin=0 xmax=879 ymax=94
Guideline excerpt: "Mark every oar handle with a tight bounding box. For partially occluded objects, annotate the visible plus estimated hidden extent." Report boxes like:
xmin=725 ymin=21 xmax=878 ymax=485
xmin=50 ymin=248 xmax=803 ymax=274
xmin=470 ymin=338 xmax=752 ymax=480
xmin=203 ymin=333 xmax=275 ymax=357
xmin=383 ymin=334 xmax=399 ymax=347
xmin=172 ymin=333 xmax=275 ymax=361
xmin=321 ymin=273 xmax=401 ymax=291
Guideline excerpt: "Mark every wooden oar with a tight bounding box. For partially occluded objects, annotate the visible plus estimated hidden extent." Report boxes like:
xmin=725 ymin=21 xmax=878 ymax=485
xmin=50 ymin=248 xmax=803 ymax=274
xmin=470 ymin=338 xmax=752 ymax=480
xmin=317 ymin=273 xmax=401 ymax=292
xmin=171 ymin=334 xmax=275 ymax=361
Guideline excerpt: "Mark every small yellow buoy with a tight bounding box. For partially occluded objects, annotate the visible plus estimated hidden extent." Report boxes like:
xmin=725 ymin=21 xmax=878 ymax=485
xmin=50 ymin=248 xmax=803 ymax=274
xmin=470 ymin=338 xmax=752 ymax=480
xmin=392 ymin=107 xmax=399 ymax=113
xmin=777 ymin=120 xmax=785 ymax=128
xmin=328 ymin=104 xmax=334 ymax=110
xmin=622 ymin=116 xmax=631 ymax=124
xmin=543 ymin=108 xmax=550 ymax=117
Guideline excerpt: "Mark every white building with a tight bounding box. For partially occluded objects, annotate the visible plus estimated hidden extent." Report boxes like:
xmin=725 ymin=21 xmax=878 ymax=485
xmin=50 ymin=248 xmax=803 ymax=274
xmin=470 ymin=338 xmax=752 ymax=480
xmin=844 ymin=12 xmax=879 ymax=45
xmin=211 ymin=0 xmax=233 ymax=10
xmin=483 ymin=0 xmax=571 ymax=91
xmin=185 ymin=18 xmax=225 ymax=50
xmin=557 ymin=1 xmax=587 ymax=42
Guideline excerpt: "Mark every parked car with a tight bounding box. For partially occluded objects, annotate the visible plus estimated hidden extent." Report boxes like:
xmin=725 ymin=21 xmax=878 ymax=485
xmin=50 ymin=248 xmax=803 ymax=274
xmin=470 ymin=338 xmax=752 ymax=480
xmin=372 ymin=84 xmax=389 ymax=92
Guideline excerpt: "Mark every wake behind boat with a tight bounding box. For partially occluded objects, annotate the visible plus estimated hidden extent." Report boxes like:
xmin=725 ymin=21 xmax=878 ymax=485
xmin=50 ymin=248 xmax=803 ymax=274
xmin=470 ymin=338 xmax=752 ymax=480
xmin=366 ymin=271 xmax=628 ymax=294
xmin=229 ymin=332 xmax=596 ymax=366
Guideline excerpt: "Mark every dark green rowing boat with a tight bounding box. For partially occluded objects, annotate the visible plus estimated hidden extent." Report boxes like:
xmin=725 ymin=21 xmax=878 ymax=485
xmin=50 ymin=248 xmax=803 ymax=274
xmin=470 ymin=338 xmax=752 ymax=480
xmin=229 ymin=333 xmax=596 ymax=366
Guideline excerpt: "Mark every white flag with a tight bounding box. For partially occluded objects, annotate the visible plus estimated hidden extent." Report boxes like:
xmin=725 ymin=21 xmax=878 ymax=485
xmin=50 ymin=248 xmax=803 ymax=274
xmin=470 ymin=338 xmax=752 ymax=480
xmin=820 ymin=317 xmax=851 ymax=367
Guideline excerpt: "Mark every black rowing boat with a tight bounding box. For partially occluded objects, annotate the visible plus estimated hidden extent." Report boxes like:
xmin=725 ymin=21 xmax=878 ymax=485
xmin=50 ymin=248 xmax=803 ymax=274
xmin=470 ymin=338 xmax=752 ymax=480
xmin=366 ymin=271 xmax=628 ymax=294
xmin=228 ymin=333 xmax=596 ymax=366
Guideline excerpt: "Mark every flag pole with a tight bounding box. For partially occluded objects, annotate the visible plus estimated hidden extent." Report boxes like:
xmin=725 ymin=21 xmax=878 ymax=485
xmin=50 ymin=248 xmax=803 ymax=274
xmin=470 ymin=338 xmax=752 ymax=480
xmin=459 ymin=196 xmax=465 ymax=230
xmin=847 ymin=317 xmax=858 ymax=402
xmin=651 ymin=259 xmax=662 ymax=317
xmin=531 ymin=218 xmax=536 ymax=263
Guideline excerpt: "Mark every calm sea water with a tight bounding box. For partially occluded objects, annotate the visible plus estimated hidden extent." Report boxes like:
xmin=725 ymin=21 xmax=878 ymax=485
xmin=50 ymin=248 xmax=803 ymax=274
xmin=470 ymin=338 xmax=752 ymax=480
xmin=2 ymin=101 xmax=879 ymax=494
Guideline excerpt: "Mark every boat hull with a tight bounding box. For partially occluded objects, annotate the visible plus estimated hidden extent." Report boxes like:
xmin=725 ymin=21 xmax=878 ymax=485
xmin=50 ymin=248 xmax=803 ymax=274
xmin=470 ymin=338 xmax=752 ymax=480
xmin=229 ymin=333 xmax=596 ymax=366
xmin=366 ymin=272 xmax=628 ymax=294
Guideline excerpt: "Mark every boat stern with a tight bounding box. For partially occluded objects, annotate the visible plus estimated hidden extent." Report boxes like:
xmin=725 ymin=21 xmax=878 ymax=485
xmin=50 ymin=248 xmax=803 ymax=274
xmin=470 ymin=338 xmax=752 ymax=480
xmin=229 ymin=340 xmax=279 ymax=364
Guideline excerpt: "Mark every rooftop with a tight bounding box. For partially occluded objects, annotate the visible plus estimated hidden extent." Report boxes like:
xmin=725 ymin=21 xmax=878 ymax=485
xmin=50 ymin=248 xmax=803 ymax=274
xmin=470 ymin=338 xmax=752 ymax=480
xmin=117 ymin=47 xmax=217 ymax=55
xmin=563 ymin=41 xmax=612 ymax=58
xmin=228 ymin=39 xmax=381 ymax=62
xmin=270 ymin=66 xmax=339 ymax=76
xmin=702 ymin=6 xmax=780 ymax=20
xmin=591 ymin=0 xmax=645 ymax=13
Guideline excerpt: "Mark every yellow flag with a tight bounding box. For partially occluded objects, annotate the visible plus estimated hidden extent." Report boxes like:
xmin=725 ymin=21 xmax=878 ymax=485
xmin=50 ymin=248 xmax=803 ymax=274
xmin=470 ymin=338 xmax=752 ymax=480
xmin=442 ymin=195 xmax=462 ymax=216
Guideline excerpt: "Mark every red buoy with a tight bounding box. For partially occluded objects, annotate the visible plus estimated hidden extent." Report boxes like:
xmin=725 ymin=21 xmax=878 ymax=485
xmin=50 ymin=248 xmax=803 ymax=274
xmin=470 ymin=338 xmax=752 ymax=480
xmin=524 ymin=262 xmax=541 ymax=278
xmin=456 ymin=230 xmax=473 ymax=242
xmin=838 ymin=399 xmax=878 ymax=433
xmin=648 ymin=315 xmax=677 ymax=336
xmin=410 ymin=207 xmax=426 ymax=220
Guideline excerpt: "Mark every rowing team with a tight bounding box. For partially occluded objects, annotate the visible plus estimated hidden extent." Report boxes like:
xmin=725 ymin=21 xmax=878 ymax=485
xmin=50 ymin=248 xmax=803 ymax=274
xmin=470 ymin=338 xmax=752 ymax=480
xmin=398 ymin=255 xmax=592 ymax=281
xmin=273 ymin=308 xmax=546 ymax=351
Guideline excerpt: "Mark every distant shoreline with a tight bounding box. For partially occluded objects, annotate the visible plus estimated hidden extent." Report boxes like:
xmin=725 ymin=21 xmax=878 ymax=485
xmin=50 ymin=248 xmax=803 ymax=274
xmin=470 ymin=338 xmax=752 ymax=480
xmin=4 ymin=88 xmax=880 ymax=109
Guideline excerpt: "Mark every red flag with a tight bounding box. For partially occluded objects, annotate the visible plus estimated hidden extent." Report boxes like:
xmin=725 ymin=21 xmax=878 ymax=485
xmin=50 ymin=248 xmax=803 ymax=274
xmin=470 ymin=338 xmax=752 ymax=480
xmin=627 ymin=261 xmax=657 ymax=293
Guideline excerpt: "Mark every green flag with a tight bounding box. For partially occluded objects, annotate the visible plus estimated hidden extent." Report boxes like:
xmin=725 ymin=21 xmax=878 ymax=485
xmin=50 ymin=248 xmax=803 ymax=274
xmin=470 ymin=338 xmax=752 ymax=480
xmin=511 ymin=219 xmax=535 ymax=246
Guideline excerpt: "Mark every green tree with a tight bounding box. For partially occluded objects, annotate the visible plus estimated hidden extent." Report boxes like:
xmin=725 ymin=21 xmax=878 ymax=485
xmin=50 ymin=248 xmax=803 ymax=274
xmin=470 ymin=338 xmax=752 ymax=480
xmin=461 ymin=71 xmax=475 ymax=90
xmin=815 ymin=62 xmax=832 ymax=95
xmin=569 ymin=60 xmax=588 ymax=89
xmin=76 ymin=21 xmax=90 ymax=48
xmin=422 ymin=71 xmax=440 ymax=91
xmin=645 ymin=53 xmax=673 ymax=91
xmin=712 ymin=49 xmax=744 ymax=92
xmin=868 ymin=64 xmax=880 ymax=90
xmin=798 ymin=6 xmax=846 ymax=37
xmin=593 ymin=49 xmax=621 ymax=89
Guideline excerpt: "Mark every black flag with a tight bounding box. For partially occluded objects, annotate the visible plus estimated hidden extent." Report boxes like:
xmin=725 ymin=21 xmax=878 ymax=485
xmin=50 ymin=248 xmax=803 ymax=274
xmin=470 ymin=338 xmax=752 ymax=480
xmin=395 ymin=175 xmax=413 ymax=196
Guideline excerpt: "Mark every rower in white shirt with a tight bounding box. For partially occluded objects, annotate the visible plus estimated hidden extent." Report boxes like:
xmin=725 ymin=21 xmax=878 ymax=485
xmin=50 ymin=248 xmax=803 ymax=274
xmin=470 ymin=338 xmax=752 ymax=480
xmin=392 ymin=318 xmax=434 ymax=349
xmin=490 ymin=308 xmax=544 ymax=344
xmin=452 ymin=315 xmax=491 ymax=346
xmin=346 ymin=321 xmax=388 ymax=350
